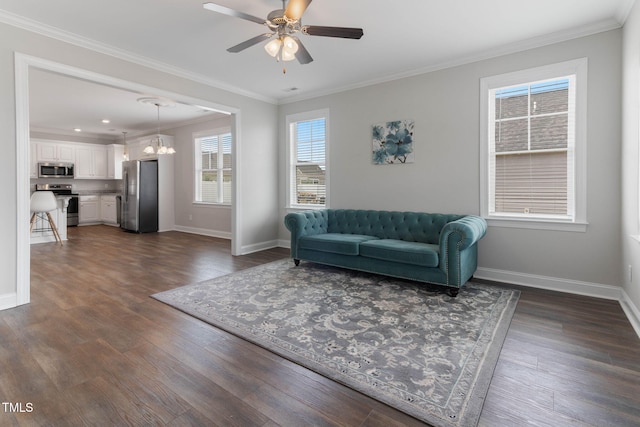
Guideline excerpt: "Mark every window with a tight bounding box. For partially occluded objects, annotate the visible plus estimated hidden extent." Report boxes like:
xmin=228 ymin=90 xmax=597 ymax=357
xmin=480 ymin=59 xmax=587 ymax=231
xmin=287 ymin=109 xmax=329 ymax=208
xmin=194 ymin=131 xmax=232 ymax=204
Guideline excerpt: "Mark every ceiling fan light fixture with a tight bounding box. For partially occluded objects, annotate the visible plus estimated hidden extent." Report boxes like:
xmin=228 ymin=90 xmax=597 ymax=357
xmin=204 ymin=0 xmax=363 ymax=66
xmin=283 ymin=36 xmax=298 ymax=52
xmin=282 ymin=35 xmax=298 ymax=60
xmin=264 ymin=38 xmax=282 ymax=57
xmin=281 ymin=48 xmax=296 ymax=61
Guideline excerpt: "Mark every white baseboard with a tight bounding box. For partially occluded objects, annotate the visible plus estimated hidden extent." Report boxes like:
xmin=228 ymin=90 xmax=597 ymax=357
xmin=240 ymin=240 xmax=281 ymax=255
xmin=278 ymin=239 xmax=291 ymax=249
xmin=173 ymin=225 xmax=231 ymax=240
xmin=620 ymin=290 xmax=640 ymax=339
xmin=0 ymin=292 xmax=17 ymax=311
xmin=475 ymin=267 xmax=623 ymax=300
xmin=172 ymin=228 xmax=281 ymax=254
xmin=476 ymin=267 xmax=640 ymax=339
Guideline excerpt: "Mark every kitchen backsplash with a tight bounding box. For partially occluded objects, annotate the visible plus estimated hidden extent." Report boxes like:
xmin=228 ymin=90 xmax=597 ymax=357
xmin=30 ymin=178 xmax=123 ymax=194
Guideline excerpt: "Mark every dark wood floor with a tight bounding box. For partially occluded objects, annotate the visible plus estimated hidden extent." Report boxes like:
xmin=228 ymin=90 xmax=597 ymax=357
xmin=2 ymin=225 xmax=639 ymax=426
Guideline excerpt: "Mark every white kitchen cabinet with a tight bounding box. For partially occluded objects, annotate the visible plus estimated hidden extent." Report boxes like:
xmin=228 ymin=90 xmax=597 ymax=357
xmin=100 ymin=195 xmax=118 ymax=224
xmin=79 ymin=195 xmax=100 ymax=224
xmin=35 ymin=141 xmax=75 ymax=163
xmin=107 ymin=144 xmax=125 ymax=179
xmin=76 ymin=146 xmax=108 ymax=179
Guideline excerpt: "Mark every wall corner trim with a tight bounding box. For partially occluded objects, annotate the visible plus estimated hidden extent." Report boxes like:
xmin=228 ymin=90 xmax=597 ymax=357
xmin=240 ymin=240 xmax=280 ymax=255
xmin=620 ymin=290 xmax=640 ymax=339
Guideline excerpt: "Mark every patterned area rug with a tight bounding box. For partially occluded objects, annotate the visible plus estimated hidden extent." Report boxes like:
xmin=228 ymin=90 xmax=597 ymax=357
xmin=152 ymin=259 xmax=519 ymax=427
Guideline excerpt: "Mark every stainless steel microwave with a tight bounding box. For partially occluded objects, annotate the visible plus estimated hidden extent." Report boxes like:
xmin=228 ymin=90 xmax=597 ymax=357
xmin=38 ymin=162 xmax=74 ymax=178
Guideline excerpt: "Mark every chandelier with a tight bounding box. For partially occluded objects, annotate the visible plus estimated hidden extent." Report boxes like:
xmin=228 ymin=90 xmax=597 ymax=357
xmin=144 ymin=103 xmax=176 ymax=155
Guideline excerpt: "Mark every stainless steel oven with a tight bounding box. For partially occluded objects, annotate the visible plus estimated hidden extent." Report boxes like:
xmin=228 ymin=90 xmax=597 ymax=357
xmin=38 ymin=162 xmax=74 ymax=178
xmin=35 ymin=184 xmax=79 ymax=227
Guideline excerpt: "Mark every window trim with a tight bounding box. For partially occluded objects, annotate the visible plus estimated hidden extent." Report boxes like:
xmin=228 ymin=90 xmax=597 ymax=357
xmin=193 ymin=128 xmax=232 ymax=206
xmin=285 ymin=108 xmax=330 ymax=209
xmin=479 ymin=58 xmax=588 ymax=232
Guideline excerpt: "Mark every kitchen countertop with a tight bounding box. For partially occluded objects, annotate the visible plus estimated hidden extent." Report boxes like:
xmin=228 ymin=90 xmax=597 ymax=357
xmin=76 ymin=191 xmax=121 ymax=196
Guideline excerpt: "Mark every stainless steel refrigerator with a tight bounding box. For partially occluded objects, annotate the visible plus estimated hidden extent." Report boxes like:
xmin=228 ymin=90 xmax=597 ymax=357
xmin=121 ymin=160 xmax=158 ymax=233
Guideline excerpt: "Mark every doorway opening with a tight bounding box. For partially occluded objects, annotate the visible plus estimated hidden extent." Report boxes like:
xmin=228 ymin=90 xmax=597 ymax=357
xmin=15 ymin=53 xmax=241 ymax=307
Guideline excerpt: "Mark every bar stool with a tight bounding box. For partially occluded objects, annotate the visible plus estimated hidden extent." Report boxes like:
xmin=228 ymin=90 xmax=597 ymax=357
xmin=30 ymin=191 xmax=63 ymax=245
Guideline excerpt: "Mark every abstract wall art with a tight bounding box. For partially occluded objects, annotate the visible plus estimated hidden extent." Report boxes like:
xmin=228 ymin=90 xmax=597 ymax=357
xmin=372 ymin=119 xmax=415 ymax=165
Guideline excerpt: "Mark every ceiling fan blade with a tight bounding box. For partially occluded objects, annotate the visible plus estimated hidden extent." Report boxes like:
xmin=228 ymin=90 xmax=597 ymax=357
xmin=290 ymin=36 xmax=313 ymax=64
xmin=203 ymin=2 xmax=266 ymax=25
xmin=303 ymin=26 xmax=363 ymax=39
xmin=227 ymin=33 xmax=273 ymax=53
xmin=284 ymin=0 xmax=312 ymax=21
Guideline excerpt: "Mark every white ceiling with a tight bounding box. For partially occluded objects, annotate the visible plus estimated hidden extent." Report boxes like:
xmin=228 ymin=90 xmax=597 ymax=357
xmin=28 ymin=69 xmax=229 ymax=139
xmin=0 ymin=0 xmax=635 ymax=139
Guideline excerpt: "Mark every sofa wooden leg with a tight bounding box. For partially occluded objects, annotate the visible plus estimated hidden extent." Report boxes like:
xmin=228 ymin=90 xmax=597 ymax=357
xmin=448 ymin=288 xmax=459 ymax=298
xmin=294 ymin=259 xmax=300 ymax=266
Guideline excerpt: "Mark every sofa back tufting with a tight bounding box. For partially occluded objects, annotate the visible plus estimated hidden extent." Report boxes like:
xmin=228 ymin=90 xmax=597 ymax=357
xmin=285 ymin=208 xmax=487 ymax=293
xmin=326 ymin=209 xmax=464 ymax=244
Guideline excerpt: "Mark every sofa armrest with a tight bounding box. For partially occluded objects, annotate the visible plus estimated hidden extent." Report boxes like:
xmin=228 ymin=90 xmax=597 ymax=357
xmin=439 ymin=215 xmax=487 ymax=286
xmin=440 ymin=215 xmax=487 ymax=251
xmin=284 ymin=210 xmax=329 ymax=258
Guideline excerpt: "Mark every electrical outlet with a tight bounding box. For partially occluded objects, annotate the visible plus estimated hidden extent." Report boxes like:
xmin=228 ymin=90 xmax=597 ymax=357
xmin=189 ymin=214 xmax=193 ymax=221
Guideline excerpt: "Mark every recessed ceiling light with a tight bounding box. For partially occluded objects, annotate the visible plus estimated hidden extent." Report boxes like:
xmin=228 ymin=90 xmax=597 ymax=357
xmin=102 ymin=119 xmax=110 ymax=124
xmin=73 ymin=128 xmax=82 ymax=132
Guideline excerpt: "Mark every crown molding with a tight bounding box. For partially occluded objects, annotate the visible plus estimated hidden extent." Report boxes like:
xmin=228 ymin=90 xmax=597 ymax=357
xmin=279 ymin=17 xmax=623 ymax=105
xmin=0 ymin=7 xmax=628 ymax=107
xmin=0 ymin=9 xmax=278 ymax=105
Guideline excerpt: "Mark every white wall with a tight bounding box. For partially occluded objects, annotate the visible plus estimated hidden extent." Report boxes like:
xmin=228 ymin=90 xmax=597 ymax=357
xmin=169 ymin=115 xmax=233 ymax=238
xmin=279 ymin=29 xmax=623 ymax=292
xmin=0 ymin=21 xmax=279 ymax=308
xmin=622 ymin=1 xmax=640 ymax=323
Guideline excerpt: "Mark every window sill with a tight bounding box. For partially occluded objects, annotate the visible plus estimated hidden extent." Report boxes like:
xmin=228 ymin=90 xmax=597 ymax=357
xmin=485 ymin=216 xmax=588 ymax=232
xmin=193 ymin=202 xmax=231 ymax=208
xmin=287 ymin=205 xmax=326 ymax=211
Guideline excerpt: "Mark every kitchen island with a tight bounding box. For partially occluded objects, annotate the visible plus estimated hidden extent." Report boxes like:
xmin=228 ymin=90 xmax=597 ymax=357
xmin=30 ymin=195 xmax=71 ymax=244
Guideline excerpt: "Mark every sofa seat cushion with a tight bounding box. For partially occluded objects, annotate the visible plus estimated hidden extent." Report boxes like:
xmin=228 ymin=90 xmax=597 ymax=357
xmin=298 ymin=233 xmax=378 ymax=256
xmin=360 ymin=239 xmax=439 ymax=267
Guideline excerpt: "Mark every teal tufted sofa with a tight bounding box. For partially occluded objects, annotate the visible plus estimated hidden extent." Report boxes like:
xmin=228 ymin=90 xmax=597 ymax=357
xmin=284 ymin=209 xmax=487 ymax=296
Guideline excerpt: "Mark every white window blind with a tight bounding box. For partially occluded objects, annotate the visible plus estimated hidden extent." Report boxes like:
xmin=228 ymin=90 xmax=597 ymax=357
xmin=290 ymin=117 xmax=326 ymax=206
xmin=195 ymin=132 xmax=232 ymax=204
xmin=489 ymin=77 xmax=575 ymax=219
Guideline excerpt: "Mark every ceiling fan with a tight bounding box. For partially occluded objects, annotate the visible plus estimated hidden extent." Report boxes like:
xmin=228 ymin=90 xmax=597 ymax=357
xmin=203 ymin=0 xmax=363 ymax=65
